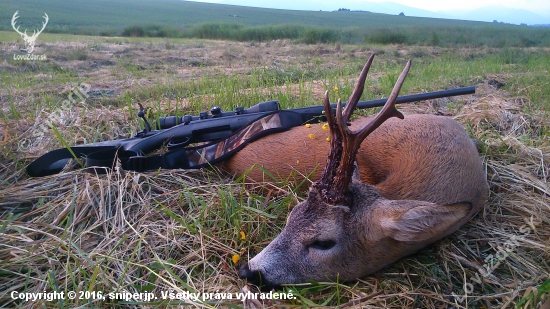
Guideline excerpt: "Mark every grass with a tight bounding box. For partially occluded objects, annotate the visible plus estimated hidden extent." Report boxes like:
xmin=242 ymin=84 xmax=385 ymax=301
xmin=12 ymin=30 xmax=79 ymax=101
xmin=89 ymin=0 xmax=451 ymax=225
xmin=0 ymin=0 xmax=489 ymax=31
xmin=0 ymin=33 xmax=549 ymax=308
xmin=1 ymin=0 xmax=549 ymax=46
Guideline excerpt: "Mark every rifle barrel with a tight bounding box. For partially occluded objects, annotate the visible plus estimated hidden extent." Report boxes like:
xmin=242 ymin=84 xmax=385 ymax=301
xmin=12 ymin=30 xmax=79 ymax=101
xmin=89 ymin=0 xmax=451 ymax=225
xmin=291 ymin=86 xmax=475 ymax=123
xmin=156 ymin=86 xmax=475 ymax=129
xmin=354 ymin=86 xmax=475 ymax=109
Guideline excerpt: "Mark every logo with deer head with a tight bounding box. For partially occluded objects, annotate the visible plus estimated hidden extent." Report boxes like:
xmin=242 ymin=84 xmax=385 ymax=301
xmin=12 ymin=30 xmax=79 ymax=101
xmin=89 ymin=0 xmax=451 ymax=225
xmin=11 ymin=10 xmax=49 ymax=54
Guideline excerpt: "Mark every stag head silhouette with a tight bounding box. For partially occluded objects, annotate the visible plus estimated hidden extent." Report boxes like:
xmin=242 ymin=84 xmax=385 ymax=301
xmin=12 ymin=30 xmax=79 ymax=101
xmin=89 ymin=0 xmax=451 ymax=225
xmin=11 ymin=11 xmax=49 ymax=54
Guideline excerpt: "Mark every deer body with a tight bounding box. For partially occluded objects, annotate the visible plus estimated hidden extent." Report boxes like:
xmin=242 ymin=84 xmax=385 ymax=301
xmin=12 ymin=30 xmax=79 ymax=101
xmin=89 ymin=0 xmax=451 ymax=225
xmin=224 ymin=114 xmax=486 ymax=208
xmin=235 ymin=56 xmax=488 ymax=290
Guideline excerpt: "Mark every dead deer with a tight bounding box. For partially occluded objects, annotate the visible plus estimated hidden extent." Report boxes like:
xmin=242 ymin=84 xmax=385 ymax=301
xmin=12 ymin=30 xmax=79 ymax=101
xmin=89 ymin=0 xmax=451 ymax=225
xmin=232 ymin=55 xmax=488 ymax=290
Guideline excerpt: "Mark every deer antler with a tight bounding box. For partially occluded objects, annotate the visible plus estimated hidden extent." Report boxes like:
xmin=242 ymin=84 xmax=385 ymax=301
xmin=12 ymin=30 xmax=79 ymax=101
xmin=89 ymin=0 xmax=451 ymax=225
xmin=33 ymin=13 xmax=49 ymax=38
xmin=11 ymin=11 xmax=26 ymax=37
xmin=314 ymin=55 xmax=411 ymax=204
xmin=11 ymin=11 xmax=49 ymax=38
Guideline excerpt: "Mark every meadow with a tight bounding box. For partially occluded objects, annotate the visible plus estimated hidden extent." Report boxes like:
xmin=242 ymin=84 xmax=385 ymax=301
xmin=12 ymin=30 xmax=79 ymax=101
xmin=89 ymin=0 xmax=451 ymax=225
xmin=1 ymin=0 xmax=550 ymax=46
xmin=0 ymin=4 xmax=550 ymax=308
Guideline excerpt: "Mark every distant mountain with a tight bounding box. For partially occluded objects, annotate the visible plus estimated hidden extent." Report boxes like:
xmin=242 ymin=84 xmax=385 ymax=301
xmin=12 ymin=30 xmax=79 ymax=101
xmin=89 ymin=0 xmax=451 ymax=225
xmin=216 ymin=0 xmax=346 ymax=12
xmin=211 ymin=0 xmax=550 ymax=25
xmin=442 ymin=5 xmax=549 ymax=25
xmin=215 ymin=0 xmax=452 ymax=18
xmin=343 ymin=1 xmax=458 ymax=20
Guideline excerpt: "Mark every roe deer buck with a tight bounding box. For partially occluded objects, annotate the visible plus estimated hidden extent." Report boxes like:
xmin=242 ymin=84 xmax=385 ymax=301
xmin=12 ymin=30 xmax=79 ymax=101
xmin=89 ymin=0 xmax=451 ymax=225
xmin=232 ymin=55 xmax=488 ymax=290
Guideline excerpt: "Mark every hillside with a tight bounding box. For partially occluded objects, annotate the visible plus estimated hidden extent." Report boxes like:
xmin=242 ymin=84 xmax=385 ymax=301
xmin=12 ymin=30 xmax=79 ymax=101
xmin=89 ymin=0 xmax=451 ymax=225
xmin=211 ymin=0 xmax=550 ymax=25
xmin=3 ymin=0 xmax=548 ymax=48
xmin=0 ymin=0 xmax=497 ymax=33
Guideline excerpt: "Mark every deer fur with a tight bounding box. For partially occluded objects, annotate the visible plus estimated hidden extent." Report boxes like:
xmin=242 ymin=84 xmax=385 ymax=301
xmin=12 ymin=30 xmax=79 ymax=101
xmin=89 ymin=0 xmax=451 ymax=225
xmin=223 ymin=114 xmax=486 ymax=205
xmin=226 ymin=55 xmax=488 ymax=290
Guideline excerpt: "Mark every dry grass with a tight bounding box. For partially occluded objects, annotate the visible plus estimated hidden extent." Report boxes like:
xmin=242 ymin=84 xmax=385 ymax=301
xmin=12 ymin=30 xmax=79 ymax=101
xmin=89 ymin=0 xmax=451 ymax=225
xmin=0 ymin=39 xmax=549 ymax=308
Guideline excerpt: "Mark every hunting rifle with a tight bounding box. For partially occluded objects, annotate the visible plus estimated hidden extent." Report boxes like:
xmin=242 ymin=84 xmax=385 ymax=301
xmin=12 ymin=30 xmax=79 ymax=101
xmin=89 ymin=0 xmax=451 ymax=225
xmin=26 ymin=86 xmax=475 ymax=177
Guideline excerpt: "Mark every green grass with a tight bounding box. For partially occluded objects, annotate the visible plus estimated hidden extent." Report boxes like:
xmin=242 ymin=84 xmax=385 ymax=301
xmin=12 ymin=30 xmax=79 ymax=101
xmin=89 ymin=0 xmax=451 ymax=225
xmin=0 ymin=0 xmax=486 ymax=31
xmin=0 ymin=33 xmax=549 ymax=308
xmin=1 ymin=0 xmax=549 ymax=46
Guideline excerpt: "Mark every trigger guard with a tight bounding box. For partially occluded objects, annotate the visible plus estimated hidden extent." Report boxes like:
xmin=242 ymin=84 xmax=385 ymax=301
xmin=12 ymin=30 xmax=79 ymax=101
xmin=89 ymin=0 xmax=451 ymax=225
xmin=167 ymin=137 xmax=191 ymax=150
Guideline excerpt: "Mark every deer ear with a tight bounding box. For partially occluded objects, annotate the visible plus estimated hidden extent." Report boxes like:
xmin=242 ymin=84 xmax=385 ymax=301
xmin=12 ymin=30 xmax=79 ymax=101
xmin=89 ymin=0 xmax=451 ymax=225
xmin=381 ymin=202 xmax=472 ymax=242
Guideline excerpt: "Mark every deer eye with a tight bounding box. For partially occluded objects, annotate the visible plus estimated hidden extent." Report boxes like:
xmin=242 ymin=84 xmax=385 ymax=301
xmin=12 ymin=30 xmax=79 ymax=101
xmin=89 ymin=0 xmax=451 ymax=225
xmin=310 ymin=240 xmax=336 ymax=250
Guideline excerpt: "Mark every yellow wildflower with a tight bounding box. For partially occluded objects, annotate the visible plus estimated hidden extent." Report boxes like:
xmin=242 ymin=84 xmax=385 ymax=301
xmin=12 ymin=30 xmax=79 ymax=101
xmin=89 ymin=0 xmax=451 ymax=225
xmin=308 ymin=134 xmax=315 ymax=140
xmin=305 ymin=123 xmax=311 ymax=128
xmin=333 ymin=86 xmax=339 ymax=92
xmin=322 ymin=123 xmax=329 ymax=131
xmin=232 ymin=254 xmax=240 ymax=264
xmin=240 ymin=231 xmax=246 ymax=240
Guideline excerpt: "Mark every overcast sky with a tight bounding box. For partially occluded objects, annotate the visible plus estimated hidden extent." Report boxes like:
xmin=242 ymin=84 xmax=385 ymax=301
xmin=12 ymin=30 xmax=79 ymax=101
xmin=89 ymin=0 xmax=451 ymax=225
xmin=190 ymin=0 xmax=550 ymax=15
xmin=369 ymin=0 xmax=549 ymax=12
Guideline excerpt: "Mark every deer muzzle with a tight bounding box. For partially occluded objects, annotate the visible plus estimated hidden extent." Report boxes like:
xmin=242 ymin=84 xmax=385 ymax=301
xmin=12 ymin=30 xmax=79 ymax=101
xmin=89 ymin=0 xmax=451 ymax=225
xmin=239 ymin=264 xmax=279 ymax=292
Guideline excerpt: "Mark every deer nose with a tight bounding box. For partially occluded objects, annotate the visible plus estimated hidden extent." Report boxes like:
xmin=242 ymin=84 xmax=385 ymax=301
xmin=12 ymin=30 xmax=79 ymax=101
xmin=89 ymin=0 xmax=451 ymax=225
xmin=239 ymin=263 xmax=263 ymax=286
xmin=239 ymin=263 xmax=281 ymax=291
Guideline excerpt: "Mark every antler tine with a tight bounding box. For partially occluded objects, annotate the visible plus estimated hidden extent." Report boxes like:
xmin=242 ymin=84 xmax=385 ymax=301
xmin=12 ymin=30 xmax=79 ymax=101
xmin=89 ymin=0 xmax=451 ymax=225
xmin=39 ymin=13 xmax=49 ymax=33
xmin=11 ymin=11 xmax=25 ymax=36
xmin=33 ymin=13 xmax=49 ymax=37
xmin=342 ymin=54 xmax=376 ymax=121
xmin=318 ymin=90 xmax=343 ymax=187
xmin=323 ymin=90 xmax=336 ymax=130
xmin=11 ymin=11 xmax=19 ymax=24
xmin=354 ymin=60 xmax=410 ymax=143
xmin=315 ymin=59 xmax=411 ymax=205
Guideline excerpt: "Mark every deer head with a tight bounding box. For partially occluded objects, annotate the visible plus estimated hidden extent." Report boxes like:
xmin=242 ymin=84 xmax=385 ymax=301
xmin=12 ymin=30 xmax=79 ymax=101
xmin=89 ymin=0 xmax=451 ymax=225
xmin=11 ymin=11 xmax=49 ymax=54
xmin=239 ymin=55 xmax=473 ymax=290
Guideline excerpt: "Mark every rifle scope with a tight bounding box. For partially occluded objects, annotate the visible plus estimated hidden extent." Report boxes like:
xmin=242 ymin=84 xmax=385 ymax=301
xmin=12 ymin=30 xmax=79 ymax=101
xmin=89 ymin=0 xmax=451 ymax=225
xmin=155 ymin=100 xmax=280 ymax=130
